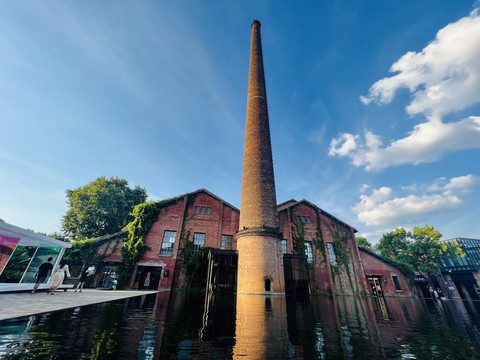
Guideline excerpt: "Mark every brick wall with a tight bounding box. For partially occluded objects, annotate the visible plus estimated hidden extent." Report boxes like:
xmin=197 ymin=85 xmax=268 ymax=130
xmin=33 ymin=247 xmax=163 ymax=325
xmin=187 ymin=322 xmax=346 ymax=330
xmin=359 ymin=247 xmax=413 ymax=297
xmin=279 ymin=201 xmax=370 ymax=295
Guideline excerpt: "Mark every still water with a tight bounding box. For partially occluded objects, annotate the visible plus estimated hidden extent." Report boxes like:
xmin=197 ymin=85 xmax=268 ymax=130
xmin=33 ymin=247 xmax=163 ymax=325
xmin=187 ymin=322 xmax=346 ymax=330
xmin=1 ymin=291 xmax=480 ymax=359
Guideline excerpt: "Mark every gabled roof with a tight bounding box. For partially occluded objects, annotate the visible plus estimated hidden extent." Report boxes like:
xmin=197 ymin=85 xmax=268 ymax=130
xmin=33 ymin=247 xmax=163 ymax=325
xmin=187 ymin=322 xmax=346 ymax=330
xmin=358 ymin=246 xmax=401 ymax=269
xmin=277 ymin=199 xmax=358 ymax=233
xmin=172 ymin=188 xmax=240 ymax=212
xmin=91 ymin=230 xmax=128 ymax=243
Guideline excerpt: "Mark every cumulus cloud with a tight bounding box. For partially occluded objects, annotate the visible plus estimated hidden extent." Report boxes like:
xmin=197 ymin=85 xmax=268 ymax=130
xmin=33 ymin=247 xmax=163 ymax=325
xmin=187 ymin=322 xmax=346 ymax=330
xmin=329 ymin=116 xmax=480 ymax=170
xmin=361 ymin=8 xmax=480 ymax=117
xmin=331 ymin=9 xmax=480 ymax=170
xmin=352 ymin=175 xmax=479 ymax=226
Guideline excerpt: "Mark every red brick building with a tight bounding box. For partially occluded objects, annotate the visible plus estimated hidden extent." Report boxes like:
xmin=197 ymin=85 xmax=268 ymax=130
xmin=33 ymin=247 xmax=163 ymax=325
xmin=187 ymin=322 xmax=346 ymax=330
xmin=358 ymin=247 xmax=414 ymax=297
xmin=278 ymin=199 xmax=370 ymax=295
xmin=91 ymin=189 xmax=413 ymax=297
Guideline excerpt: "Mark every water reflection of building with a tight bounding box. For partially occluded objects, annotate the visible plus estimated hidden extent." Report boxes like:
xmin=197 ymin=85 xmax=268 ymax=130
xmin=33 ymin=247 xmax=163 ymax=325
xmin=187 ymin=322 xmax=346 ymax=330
xmin=0 ymin=221 xmax=72 ymax=292
xmin=234 ymin=295 xmax=290 ymax=358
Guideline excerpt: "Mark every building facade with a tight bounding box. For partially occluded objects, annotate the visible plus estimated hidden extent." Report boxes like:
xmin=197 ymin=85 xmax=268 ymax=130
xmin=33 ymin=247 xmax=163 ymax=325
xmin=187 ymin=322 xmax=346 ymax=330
xmin=92 ymin=189 xmax=412 ymax=297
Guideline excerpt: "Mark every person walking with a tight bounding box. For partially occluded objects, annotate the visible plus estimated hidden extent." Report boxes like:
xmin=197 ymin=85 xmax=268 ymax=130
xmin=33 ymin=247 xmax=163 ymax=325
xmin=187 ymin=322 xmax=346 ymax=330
xmin=31 ymin=257 xmax=53 ymax=294
xmin=49 ymin=261 xmax=71 ymax=295
xmin=75 ymin=268 xmax=90 ymax=292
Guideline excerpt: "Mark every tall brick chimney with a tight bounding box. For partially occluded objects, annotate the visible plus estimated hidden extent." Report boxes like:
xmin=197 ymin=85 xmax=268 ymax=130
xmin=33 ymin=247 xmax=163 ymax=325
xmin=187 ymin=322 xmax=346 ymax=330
xmin=236 ymin=20 xmax=285 ymax=294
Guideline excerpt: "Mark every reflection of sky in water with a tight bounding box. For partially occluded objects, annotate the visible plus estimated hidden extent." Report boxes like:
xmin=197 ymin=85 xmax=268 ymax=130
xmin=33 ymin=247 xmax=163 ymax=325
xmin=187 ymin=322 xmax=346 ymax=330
xmin=0 ymin=293 xmax=480 ymax=359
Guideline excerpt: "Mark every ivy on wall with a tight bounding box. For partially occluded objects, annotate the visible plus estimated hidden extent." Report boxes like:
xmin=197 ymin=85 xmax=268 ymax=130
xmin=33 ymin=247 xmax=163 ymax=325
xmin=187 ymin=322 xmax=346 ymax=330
xmin=117 ymin=198 xmax=176 ymax=286
xmin=290 ymin=208 xmax=306 ymax=256
xmin=177 ymin=193 xmax=213 ymax=290
xmin=312 ymin=208 xmax=326 ymax=263
xmin=327 ymin=221 xmax=355 ymax=293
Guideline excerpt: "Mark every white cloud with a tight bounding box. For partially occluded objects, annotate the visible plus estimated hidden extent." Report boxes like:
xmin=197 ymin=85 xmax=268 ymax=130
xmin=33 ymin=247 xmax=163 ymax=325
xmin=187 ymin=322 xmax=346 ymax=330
xmin=328 ymin=133 xmax=359 ymax=157
xmin=361 ymin=8 xmax=480 ymax=117
xmin=444 ymin=174 xmax=479 ymax=190
xmin=352 ymin=175 xmax=479 ymax=226
xmin=359 ymin=228 xmax=412 ymax=244
xmin=332 ymin=9 xmax=480 ymax=170
xmin=330 ymin=116 xmax=480 ymax=170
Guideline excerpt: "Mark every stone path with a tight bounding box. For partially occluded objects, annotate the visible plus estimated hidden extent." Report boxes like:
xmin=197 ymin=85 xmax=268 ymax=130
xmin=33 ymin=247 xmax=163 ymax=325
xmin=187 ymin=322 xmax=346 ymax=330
xmin=0 ymin=289 xmax=163 ymax=321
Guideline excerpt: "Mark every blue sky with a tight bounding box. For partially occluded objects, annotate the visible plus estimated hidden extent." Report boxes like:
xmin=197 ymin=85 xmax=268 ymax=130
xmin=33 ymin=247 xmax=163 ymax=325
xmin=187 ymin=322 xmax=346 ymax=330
xmin=1 ymin=1 xmax=480 ymax=244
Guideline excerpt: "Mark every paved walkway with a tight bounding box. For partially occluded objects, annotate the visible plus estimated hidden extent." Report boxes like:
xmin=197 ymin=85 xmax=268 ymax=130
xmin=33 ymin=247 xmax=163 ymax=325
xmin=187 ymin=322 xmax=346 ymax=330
xmin=0 ymin=289 xmax=164 ymax=321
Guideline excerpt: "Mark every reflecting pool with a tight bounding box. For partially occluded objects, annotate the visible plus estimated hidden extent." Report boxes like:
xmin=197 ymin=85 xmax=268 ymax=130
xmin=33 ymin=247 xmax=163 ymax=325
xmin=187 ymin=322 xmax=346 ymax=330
xmin=1 ymin=291 xmax=480 ymax=359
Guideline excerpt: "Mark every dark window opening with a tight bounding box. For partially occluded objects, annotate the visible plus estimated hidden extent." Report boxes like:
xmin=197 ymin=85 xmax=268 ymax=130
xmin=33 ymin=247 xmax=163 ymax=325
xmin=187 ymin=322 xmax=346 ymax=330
xmin=392 ymin=275 xmax=401 ymax=291
xmin=195 ymin=206 xmax=211 ymax=214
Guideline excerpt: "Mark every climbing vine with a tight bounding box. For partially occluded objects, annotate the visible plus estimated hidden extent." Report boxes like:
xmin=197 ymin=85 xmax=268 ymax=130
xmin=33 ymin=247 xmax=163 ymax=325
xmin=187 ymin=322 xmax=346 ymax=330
xmin=290 ymin=208 xmax=306 ymax=256
xmin=312 ymin=208 xmax=326 ymax=263
xmin=327 ymin=221 xmax=355 ymax=293
xmin=117 ymin=198 xmax=176 ymax=286
xmin=178 ymin=194 xmax=212 ymax=289
xmin=63 ymin=238 xmax=103 ymax=267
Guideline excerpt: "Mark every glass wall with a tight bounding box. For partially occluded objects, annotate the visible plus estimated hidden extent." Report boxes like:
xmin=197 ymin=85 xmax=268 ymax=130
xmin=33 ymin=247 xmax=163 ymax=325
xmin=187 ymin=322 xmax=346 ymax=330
xmin=21 ymin=246 xmax=62 ymax=283
xmin=0 ymin=245 xmax=61 ymax=284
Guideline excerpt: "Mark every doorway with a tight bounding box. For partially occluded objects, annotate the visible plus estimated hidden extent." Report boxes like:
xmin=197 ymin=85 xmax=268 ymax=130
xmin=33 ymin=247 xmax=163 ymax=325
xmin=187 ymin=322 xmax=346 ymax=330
xmin=134 ymin=266 xmax=162 ymax=290
xmin=264 ymin=277 xmax=271 ymax=292
xmin=367 ymin=276 xmax=384 ymax=297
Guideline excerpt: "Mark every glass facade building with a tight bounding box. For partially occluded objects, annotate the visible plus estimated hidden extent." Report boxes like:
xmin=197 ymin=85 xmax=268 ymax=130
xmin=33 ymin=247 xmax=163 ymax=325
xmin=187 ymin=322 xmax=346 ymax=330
xmin=0 ymin=222 xmax=72 ymax=291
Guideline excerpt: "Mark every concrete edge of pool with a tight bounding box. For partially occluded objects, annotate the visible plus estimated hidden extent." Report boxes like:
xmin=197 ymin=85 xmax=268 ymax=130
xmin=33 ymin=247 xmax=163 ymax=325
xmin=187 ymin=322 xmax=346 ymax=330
xmin=0 ymin=289 xmax=166 ymax=321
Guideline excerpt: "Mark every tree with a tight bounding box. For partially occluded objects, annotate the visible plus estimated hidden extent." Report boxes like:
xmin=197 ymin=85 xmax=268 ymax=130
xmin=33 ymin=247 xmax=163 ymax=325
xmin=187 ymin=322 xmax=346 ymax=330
xmin=377 ymin=228 xmax=410 ymax=259
xmin=61 ymin=177 xmax=147 ymax=240
xmin=377 ymin=225 xmax=464 ymax=283
xmin=356 ymin=236 xmax=373 ymax=251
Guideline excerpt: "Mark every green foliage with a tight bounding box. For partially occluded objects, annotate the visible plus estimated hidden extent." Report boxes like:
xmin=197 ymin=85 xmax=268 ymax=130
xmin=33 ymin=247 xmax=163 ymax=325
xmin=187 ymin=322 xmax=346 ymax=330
xmin=377 ymin=228 xmax=410 ymax=259
xmin=313 ymin=208 xmax=326 ymax=262
xmin=356 ymin=236 xmax=372 ymax=251
xmin=327 ymin=221 xmax=356 ymax=292
xmin=377 ymin=225 xmax=464 ymax=282
xmin=63 ymin=235 xmax=122 ymax=273
xmin=118 ymin=199 xmax=175 ymax=286
xmin=290 ymin=209 xmax=306 ymax=255
xmin=177 ymin=193 xmax=211 ymax=289
xmin=61 ymin=176 xmax=147 ymax=241
xmin=181 ymin=241 xmax=213 ymax=289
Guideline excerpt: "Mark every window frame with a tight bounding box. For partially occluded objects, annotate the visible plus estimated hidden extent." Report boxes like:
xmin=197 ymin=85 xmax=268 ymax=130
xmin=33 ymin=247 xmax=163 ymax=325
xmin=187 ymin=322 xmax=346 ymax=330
xmin=391 ymin=275 xmax=402 ymax=291
xmin=282 ymin=239 xmax=287 ymax=254
xmin=326 ymin=242 xmax=337 ymax=265
xmin=221 ymin=234 xmax=233 ymax=250
xmin=160 ymin=230 xmax=177 ymax=256
xmin=305 ymin=242 xmax=313 ymax=263
xmin=193 ymin=232 xmax=206 ymax=253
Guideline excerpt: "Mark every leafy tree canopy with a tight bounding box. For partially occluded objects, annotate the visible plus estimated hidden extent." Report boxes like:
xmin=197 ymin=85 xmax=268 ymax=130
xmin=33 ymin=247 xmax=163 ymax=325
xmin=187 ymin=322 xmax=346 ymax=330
xmin=377 ymin=225 xmax=464 ymax=279
xmin=61 ymin=176 xmax=147 ymax=241
xmin=47 ymin=232 xmax=70 ymax=242
xmin=356 ymin=236 xmax=372 ymax=250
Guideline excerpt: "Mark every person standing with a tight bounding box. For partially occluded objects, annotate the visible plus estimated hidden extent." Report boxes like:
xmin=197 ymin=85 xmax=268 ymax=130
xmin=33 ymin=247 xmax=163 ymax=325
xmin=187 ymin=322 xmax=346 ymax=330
xmin=31 ymin=257 xmax=53 ymax=294
xmin=49 ymin=261 xmax=71 ymax=295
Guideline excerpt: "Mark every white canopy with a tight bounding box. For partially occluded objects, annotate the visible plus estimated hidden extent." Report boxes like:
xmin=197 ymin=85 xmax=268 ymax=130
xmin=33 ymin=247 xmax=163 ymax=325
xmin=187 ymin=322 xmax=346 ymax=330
xmin=0 ymin=221 xmax=72 ymax=248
